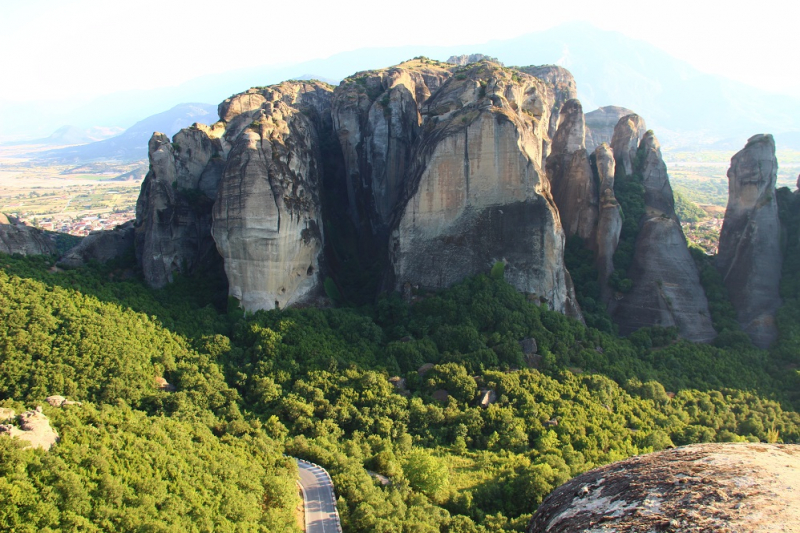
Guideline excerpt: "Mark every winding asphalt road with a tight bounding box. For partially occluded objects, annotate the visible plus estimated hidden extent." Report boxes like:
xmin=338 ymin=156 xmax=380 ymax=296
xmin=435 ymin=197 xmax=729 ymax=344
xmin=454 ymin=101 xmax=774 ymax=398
xmin=296 ymin=459 xmax=342 ymax=533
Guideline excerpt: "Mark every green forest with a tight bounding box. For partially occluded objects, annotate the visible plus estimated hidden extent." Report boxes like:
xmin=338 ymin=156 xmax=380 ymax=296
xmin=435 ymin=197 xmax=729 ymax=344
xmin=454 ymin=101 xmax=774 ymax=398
xmin=2 ymin=196 xmax=800 ymax=532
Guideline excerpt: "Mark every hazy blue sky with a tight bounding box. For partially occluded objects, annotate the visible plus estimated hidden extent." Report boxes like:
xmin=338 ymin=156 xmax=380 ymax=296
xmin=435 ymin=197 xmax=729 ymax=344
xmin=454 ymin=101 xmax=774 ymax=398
xmin=1 ymin=0 xmax=795 ymax=102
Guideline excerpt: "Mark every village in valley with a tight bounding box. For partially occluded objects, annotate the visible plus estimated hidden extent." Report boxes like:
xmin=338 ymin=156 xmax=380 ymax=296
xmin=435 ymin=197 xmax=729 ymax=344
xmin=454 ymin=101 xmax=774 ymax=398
xmin=0 ymin=143 xmax=143 ymax=237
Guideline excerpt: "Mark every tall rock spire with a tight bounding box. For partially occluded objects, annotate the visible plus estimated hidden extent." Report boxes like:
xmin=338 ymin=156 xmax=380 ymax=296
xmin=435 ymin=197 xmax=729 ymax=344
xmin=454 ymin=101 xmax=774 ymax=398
xmin=593 ymin=143 xmax=622 ymax=304
xmin=546 ymin=99 xmax=598 ymax=241
xmin=716 ymin=134 xmax=782 ymax=348
xmin=610 ymin=114 xmax=647 ymax=177
xmin=610 ymin=131 xmax=716 ymax=342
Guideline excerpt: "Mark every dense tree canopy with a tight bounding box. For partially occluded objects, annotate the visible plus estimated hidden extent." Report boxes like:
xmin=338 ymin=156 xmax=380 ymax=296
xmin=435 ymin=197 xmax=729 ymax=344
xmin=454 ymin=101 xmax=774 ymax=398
xmin=1 ymin=248 xmax=799 ymax=532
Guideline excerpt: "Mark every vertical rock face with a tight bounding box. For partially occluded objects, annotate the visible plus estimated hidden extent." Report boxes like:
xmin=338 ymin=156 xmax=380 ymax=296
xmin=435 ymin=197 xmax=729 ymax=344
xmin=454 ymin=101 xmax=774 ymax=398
xmin=546 ymin=99 xmax=598 ymax=240
xmin=610 ymin=114 xmax=647 ymax=177
xmin=593 ymin=143 xmax=622 ymax=303
xmin=584 ymin=105 xmax=637 ymax=153
xmin=518 ymin=65 xmax=578 ymax=163
xmin=212 ymin=81 xmax=333 ymax=311
xmin=638 ymin=131 xmax=675 ymax=216
xmin=134 ymin=124 xmax=223 ymax=289
xmin=391 ymin=63 xmax=579 ymax=316
xmin=716 ymin=134 xmax=782 ymax=348
xmin=332 ymin=60 xmax=452 ymax=234
xmin=610 ymin=132 xmax=716 ymax=342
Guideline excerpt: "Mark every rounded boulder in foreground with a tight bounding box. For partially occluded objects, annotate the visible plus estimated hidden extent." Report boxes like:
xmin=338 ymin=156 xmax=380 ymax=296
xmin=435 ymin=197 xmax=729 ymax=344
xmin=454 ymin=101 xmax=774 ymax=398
xmin=528 ymin=443 xmax=800 ymax=533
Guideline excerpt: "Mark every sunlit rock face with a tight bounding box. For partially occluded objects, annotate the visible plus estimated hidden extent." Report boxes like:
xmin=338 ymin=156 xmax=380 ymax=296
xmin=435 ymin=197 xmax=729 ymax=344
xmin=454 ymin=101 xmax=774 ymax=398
xmin=332 ymin=59 xmax=452 ymax=235
xmin=518 ymin=65 xmax=578 ymax=164
xmin=211 ymin=81 xmax=332 ymax=311
xmin=584 ymin=105 xmax=636 ymax=153
xmin=593 ymin=143 xmax=622 ymax=304
xmin=610 ymin=131 xmax=716 ymax=342
xmin=546 ymin=98 xmax=598 ymax=241
xmin=716 ymin=134 xmax=782 ymax=348
xmin=528 ymin=443 xmax=800 ymax=533
xmin=610 ymin=113 xmax=647 ymax=177
xmin=390 ymin=62 xmax=580 ymax=317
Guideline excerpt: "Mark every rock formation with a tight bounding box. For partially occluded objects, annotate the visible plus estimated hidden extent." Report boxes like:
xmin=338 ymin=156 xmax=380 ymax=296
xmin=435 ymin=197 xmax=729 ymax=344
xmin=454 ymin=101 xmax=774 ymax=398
xmin=716 ymin=134 xmax=782 ymax=348
xmin=332 ymin=59 xmax=452 ymax=234
xmin=528 ymin=443 xmax=800 ymax=533
xmin=211 ymin=81 xmax=333 ymax=311
xmin=58 ymin=220 xmax=135 ymax=268
xmin=0 ymin=406 xmax=59 ymax=451
xmin=390 ymin=62 xmax=580 ymax=316
xmin=124 ymin=56 xmax=722 ymax=333
xmin=545 ymin=99 xmax=598 ymax=240
xmin=0 ymin=214 xmax=57 ymax=256
xmin=584 ymin=105 xmax=636 ymax=153
xmin=610 ymin=132 xmax=715 ymax=342
xmin=610 ymin=114 xmax=647 ymax=177
xmin=446 ymin=54 xmax=501 ymax=66
xmin=593 ymin=143 xmax=622 ymax=303
xmin=134 ymin=125 xmax=224 ymax=288
xmin=518 ymin=66 xmax=578 ymax=163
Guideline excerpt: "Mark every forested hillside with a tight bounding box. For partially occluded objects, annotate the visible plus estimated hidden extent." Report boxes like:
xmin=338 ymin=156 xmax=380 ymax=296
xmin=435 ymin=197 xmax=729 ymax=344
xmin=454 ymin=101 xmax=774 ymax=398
xmin=2 ymin=252 xmax=799 ymax=532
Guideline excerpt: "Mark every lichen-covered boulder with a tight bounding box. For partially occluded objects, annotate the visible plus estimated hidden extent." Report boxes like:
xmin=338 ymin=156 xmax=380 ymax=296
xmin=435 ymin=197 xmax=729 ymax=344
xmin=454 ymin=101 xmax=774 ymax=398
xmin=528 ymin=443 xmax=800 ymax=533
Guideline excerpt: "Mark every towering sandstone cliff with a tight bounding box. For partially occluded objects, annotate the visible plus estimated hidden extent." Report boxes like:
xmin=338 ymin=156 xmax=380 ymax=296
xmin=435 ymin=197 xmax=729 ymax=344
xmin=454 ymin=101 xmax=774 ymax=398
xmin=134 ymin=124 xmax=225 ymax=288
xmin=593 ymin=143 xmax=622 ymax=303
xmin=332 ymin=59 xmax=451 ymax=236
xmin=389 ymin=62 xmax=580 ymax=315
xmin=135 ymin=81 xmax=332 ymax=311
xmin=610 ymin=130 xmax=715 ymax=341
xmin=211 ymin=81 xmax=332 ymax=311
xmin=610 ymin=113 xmax=647 ymax=177
xmin=518 ymin=65 xmax=577 ymax=164
xmin=716 ymin=134 xmax=782 ymax=348
xmin=546 ymin=98 xmax=598 ymax=241
xmin=128 ymin=57 xmax=738 ymax=337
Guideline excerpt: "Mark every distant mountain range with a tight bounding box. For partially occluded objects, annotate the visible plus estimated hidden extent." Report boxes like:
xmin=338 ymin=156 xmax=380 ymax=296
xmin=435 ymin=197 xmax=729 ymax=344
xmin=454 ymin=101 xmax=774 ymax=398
xmin=33 ymin=103 xmax=217 ymax=162
xmin=2 ymin=22 xmax=798 ymax=151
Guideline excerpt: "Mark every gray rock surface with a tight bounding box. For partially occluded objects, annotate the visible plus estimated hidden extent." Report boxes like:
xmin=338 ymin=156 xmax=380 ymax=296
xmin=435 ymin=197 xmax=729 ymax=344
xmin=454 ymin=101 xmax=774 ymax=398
xmin=518 ymin=65 xmax=578 ymax=163
xmin=332 ymin=60 xmax=451 ymax=233
xmin=134 ymin=127 xmax=222 ymax=288
xmin=528 ymin=443 xmax=800 ymax=533
xmin=390 ymin=62 xmax=580 ymax=317
xmin=0 ymin=214 xmax=57 ymax=256
xmin=59 ymin=221 xmax=135 ymax=268
xmin=611 ymin=132 xmax=715 ymax=342
xmin=716 ymin=134 xmax=782 ymax=348
xmin=546 ymin=99 xmax=598 ymax=240
xmin=212 ymin=81 xmax=332 ymax=311
xmin=610 ymin=114 xmax=647 ymax=176
xmin=639 ymin=131 xmax=675 ymax=216
xmin=584 ymin=105 xmax=636 ymax=153
xmin=446 ymin=54 xmax=501 ymax=66
xmin=593 ymin=143 xmax=622 ymax=303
